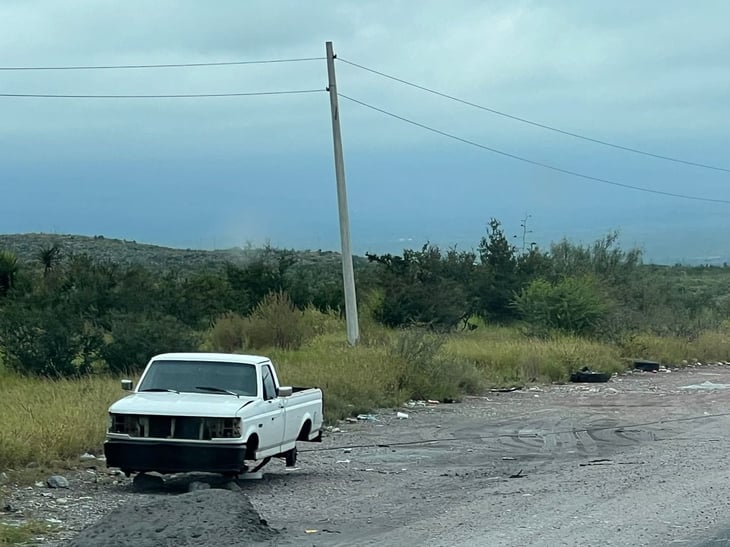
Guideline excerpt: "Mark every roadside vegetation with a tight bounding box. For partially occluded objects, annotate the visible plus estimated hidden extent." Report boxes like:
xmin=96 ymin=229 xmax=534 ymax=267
xmin=2 ymin=222 xmax=730 ymax=470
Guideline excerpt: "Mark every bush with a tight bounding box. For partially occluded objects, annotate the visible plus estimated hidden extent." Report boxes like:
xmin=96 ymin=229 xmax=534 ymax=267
xmin=207 ymin=312 xmax=249 ymax=353
xmin=390 ymin=330 xmax=483 ymax=401
xmin=244 ymin=292 xmax=311 ymax=350
xmin=101 ymin=313 xmax=198 ymax=374
xmin=514 ymin=276 xmax=609 ymax=337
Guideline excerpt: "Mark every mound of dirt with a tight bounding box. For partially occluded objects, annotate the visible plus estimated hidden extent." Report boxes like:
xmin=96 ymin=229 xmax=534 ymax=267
xmin=66 ymin=489 xmax=277 ymax=547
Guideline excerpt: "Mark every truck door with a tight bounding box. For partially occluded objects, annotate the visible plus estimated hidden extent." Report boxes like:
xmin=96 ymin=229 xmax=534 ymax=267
xmin=256 ymin=364 xmax=286 ymax=453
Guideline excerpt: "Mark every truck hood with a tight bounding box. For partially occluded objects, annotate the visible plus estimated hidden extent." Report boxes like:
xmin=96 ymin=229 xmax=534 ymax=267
xmin=109 ymin=392 xmax=256 ymax=417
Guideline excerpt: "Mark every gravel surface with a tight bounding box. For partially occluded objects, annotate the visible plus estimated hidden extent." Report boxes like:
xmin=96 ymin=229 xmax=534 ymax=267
xmin=3 ymin=365 xmax=730 ymax=546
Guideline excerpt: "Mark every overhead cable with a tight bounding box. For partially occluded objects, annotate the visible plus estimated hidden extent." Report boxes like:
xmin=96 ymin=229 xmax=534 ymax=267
xmin=0 ymin=89 xmax=325 ymax=99
xmin=0 ymin=57 xmax=325 ymax=71
xmin=338 ymin=57 xmax=730 ymax=173
xmin=339 ymin=93 xmax=730 ymax=205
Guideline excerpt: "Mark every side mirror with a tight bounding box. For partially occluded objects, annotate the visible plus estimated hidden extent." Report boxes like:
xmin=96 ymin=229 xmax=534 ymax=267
xmin=121 ymin=379 xmax=133 ymax=391
xmin=277 ymin=386 xmax=293 ymax=398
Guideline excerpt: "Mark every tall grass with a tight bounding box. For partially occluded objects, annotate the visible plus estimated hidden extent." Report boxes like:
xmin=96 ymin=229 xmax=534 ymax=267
xmin=0 ymin=372 xmax=122 ymax=470
xmin=619 ymin=329 xmax=730 ymax=364
xmin=4 ymin=321 xmax=730 ymax=470
xmin=444 ymin=326 xmax=625 ymax=386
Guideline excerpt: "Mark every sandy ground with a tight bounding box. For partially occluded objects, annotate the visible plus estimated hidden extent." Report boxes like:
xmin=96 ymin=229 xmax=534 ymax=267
xmin=5 ymin=365 xmax=730 ymax=546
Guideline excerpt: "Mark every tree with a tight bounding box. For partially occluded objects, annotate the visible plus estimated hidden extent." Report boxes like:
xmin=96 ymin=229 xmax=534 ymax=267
xmin=225 ymin=247 xmax=297 ymax=315
xmin=474 ymin=219 xmax=521 ymax=321
xmin=101 ymin=312 xmax=198 ymax=374
xmin=37 ymin=243 xmax=62 ymax=276
xmin=0 ymin=250 xmax=18 ymax=296
xmin=366 ymin=244 xmax=475 ymax=330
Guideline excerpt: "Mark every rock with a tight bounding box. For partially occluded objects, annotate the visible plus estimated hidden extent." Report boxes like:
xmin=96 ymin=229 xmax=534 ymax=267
xmin=132 ymin=473 xmax=164 ymax=492
xmin=224 ymin=481 xmax=242 ymax=492
xmin=188 ymin=481 xmax=211 ymax=492
xmin=79 ymin=453 xmax=96 ymax=462
xmin=47 ymin=475 xmax=70 ymax=489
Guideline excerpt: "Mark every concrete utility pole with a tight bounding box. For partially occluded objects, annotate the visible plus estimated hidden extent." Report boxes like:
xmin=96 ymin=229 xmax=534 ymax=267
xmin=326 ymin=41 xmax=359 ymax=345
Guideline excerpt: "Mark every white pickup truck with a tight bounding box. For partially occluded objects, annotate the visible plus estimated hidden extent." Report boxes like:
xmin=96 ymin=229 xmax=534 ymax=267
xmin=104 ymin=352 xmax=323 ymax=477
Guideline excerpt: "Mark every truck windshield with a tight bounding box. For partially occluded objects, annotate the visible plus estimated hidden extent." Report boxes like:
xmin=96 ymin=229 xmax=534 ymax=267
xmin=137 ymin=360 xmax=257 ymax=397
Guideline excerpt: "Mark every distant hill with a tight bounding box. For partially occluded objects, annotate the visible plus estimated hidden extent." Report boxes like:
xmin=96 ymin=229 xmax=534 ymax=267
xmin=0 ymin=233 xmax=352 ymax=272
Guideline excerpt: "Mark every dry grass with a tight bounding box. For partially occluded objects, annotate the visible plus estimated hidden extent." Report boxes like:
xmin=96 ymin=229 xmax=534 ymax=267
xmin=4 ymin=321 xmax=730 ymax=470
xmin=0 ymin=371 xmax=122 ymax=470
xmin=619 ymin=329 xmax=730 ymax=365
xmin=443 ymin=326 xmax=625 ymax=386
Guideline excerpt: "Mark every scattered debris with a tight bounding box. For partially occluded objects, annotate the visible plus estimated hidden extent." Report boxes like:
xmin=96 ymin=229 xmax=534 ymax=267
xmin=570 ymin=367 xmax=611 ymax=383
xmin=343 ymin=448 xmax=352 ymax=453
xmin=305 ymin=529 xmax=318 ymax=534
xmin=336 ymin=459 xmax=351 ymax=464
xmin=633 ymin=360 xmax=661 ymax=372
xmin=580 ymin=458 xmax=614 ymax=466
xmin=79 ymin=453 xmax=97 ymax=462
xmin=509 ymin=470 xmax=526 ymax=479
xmin=427 ymin=400 xmax=440 ymax=405
xmin=396 ymin=411 xmax=409 ymax=419
xmin=680 ymin=381 xmax=730 ymax=390
xmin=501 ymin=457 xmax=517 ymax=461
xmin=357 ymin=414 xmax=378 ymax=422
xmin=46 ymin=475 xmax=70 ymax=489
xmin=491 ymin=387 xmax=520 ymax=393
xmin=345 ymin=417 xmax=358 ymax=423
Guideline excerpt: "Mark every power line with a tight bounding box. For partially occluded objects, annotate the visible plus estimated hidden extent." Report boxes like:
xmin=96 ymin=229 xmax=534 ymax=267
xmin=339 ymin=93 xmax=730 ymax=205
xmin=338 ymin=58 xmax=730 ymax=174
xmin=0 ymin=89 xmax=325 ymax=99
xmin=0 ymin=57 xmax=325 ymax=71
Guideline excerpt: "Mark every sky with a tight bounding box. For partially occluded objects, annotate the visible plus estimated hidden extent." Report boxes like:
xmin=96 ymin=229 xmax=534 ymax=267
xmin=1 ymin=1 xmax=729 ymax=264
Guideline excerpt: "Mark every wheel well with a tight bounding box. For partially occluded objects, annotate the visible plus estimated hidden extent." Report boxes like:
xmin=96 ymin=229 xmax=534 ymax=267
xmin=245 ymin=434 xmax=259 ymax=459
xmin=297 ymin=420 xmax=312 ymax=441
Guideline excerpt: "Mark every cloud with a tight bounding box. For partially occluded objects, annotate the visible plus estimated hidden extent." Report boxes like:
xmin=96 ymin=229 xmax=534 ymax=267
xmin=1 ymin=1 xmax=729 ymax=261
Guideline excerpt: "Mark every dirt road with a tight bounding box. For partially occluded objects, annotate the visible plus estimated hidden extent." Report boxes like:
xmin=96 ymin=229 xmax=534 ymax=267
xmin=7 ymin=366 xmax=730 ymax=546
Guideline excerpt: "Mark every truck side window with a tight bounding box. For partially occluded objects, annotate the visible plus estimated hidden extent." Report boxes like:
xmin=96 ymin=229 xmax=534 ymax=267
xmin=262 ymin=366 xmax=277 ymax=401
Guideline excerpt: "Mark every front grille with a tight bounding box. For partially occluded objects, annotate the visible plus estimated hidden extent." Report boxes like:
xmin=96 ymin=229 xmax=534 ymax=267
xmin=109 ymin=414 xmax=240 ymax=440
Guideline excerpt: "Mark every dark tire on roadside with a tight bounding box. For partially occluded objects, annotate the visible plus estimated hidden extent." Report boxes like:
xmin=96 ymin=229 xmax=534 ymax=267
xmin=284 ymin=447 xmax=297 ymax=467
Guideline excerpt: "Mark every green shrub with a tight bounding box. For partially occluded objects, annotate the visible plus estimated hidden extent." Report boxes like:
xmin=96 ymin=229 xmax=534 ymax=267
xmin=244 ymin=292 xmax=311 ymax=350
xmin=101 ymin=313 xmax=198 ymax=374
xmin=207 ymin=312 xmax=249 ymax=353
xmin=390 ymin=330 xmax=482 ymax=401
xmin=514 ymin=276 xmax=609 ymax=337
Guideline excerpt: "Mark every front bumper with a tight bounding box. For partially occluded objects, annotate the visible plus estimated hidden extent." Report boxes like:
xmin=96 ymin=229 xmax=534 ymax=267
xmin=104 ymin=439 xmax=247 ymax=474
